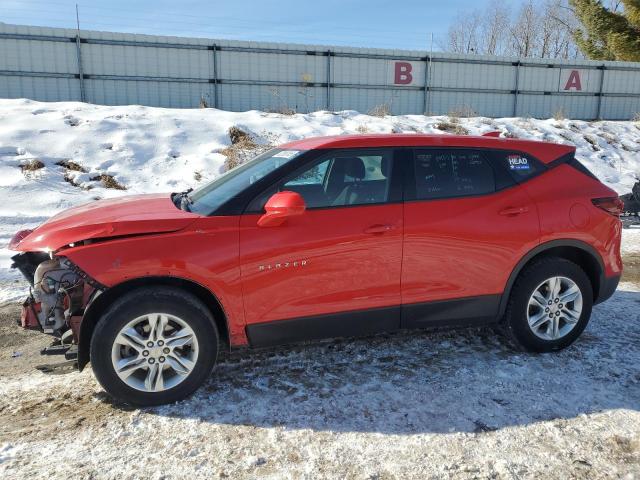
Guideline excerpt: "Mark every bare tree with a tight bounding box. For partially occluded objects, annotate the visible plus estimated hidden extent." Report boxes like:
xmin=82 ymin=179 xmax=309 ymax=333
xmin=443 ymin=0 xmax=581 ymax=59
xmin=544 ymin=0 xmax=581 ymax=58
xmin=480 ymin=0 xmax=510 ymax=55
xmin=508 ymin=1 xmax=540 ymax=57
xmin=446 ymin=11 xmax=482 ymax=54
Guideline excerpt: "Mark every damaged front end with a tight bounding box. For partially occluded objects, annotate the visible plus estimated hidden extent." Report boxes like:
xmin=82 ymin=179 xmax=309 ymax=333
xmin=11 ymin=250 xmax=104 ymax=361
xmin=7 ymin=194 xmax=199 ymax=370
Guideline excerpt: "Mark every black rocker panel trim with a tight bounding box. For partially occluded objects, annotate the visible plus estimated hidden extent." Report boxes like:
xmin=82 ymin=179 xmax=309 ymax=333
xmin=245 ymin=295 xmax=502 ymax=348
xmin=401 ymin=294 xmax=501 ymax=329
xmin=246 ymin=306 xmax=401 ymax=348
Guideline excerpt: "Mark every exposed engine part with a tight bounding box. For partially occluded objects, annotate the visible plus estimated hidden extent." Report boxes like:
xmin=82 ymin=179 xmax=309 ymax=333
xmin=28 ymin=257 xmax=85 ymax=334
xmin=12 ymin=252 xmax=104 ymax=338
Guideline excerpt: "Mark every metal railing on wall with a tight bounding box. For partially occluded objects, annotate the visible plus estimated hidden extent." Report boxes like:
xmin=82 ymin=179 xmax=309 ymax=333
xmin=2 ymin=31 xmax=640 ymax=118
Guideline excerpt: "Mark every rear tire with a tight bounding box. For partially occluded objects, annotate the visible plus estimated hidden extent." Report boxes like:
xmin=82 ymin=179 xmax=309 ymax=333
xmin=503 ymin=257 xmax=593 ymax=352
xmin=90 ymin=287 xmax=218 ymax=406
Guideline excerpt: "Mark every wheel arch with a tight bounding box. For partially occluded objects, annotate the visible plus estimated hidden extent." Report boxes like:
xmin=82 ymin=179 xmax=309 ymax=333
xmin=498 ymin=239 xmax=605 ymax=319
xmin=77 ymin=276 xmax=230 ymax=370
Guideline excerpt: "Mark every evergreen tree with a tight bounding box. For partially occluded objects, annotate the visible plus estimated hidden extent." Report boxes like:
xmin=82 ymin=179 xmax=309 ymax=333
xmin=570 ymin=0 xmax=640 ymax=61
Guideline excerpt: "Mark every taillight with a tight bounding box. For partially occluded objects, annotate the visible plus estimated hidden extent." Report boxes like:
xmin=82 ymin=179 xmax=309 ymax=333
xmin=592 ymin=197 xmax=624 ymax=216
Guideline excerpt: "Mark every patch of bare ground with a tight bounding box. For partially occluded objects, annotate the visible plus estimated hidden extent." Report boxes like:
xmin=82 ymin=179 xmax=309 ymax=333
xmin=0 ymin=384 xmax=131 ymax=442
xmin=19 ymin=159 xmax=45 ymax=173
xmin=55 ymin=160 xmax=88 ymax=173
xmin=90 ymin=174 xmax=126 ymax=190
xmin=0 ymin=305 xmax=54 ymax=377
xmin=434 ymin=119 xmax=469 ymax=135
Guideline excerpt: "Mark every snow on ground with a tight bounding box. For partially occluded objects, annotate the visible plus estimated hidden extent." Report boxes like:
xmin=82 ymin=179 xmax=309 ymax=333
xmin=0 ymin=282 xmax=639 ymax=478
xmin=0 ymin=99 xmax=639 ymax=478
xmin=0 ymin=98 xmax=639 ymax=303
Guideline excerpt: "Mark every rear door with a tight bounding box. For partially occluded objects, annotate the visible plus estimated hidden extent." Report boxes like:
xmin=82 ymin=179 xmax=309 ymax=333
xmin=239 ymin=148 xmax=404 ymax=346
xmin=401 ymin=148 xmax=541 ymax=327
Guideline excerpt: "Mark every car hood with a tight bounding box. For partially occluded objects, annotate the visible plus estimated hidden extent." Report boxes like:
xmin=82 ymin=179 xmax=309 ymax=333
xmin=12 ymin=193 xmax=201 ymax=252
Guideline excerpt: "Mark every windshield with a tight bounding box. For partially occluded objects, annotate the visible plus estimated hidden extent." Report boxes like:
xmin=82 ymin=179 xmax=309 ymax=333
xmin=187 ymin=149 xmax=305 ymax=215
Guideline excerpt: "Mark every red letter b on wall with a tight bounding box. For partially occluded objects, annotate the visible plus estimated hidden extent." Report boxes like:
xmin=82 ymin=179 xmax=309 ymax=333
xmin=394 ymin=62 xmax=413 ymax=85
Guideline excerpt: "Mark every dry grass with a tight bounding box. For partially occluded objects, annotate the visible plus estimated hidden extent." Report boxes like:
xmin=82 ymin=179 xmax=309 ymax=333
xmin=194 ymin=171 xmax=202 ymax=182
xmin=266 ymin=87 xmax=296 ymax=115
xmin=90 ymin=174 xmax=126 ymax=190
xmin=599 ymin=132 xmax=617 ymax=145
xmin=55 ymin=160 xmax=88 ymax=173
xmin=448 ymin=105 xmax=476 ymax=119
xmin=553 ymin=108 xmax=566 ymax=121
xmin=355 ymin=124 xmax=370 ymax=134
xmin=558 ymin=131 xmax=575 ymax=142
xmin=63 ymin=173 xmax=87 ymax=189
xmin=266 ymin=106 xmax=296 ymax=116
xmin=368 ymin=104 xmax=391 ymax=117
xmin=583 ymin=135 xmax=600 ymax=151
xmin=502 ymin=130 xmax=519 ymax=139
xmin=434 ymin=121 xmax=469 ymax=135
xmin=228 ymin=126 xmax=253 ymax=146
xmin=20 ymin=159 xmax=45 ymax=173
xmin=221 ymin=127 xmax=274 ymax=171
xmin=57 ymin=160 xmax=90 ymax=189
xmin=632 ymin=112 xmax=640 ymax=122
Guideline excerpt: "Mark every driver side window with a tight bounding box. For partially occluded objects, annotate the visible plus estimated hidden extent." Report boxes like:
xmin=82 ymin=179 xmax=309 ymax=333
xmin=281 ymin=150 xmax=394 ymax=209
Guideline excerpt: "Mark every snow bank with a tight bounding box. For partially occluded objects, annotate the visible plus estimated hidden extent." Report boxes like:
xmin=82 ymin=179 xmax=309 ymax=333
xmin=0 ymin=98 xmax=639 ymax=302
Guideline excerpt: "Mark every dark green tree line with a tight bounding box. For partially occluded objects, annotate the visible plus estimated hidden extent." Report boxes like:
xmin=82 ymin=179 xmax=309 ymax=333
xmin=570 ymin=0 xmax=640 ymax=61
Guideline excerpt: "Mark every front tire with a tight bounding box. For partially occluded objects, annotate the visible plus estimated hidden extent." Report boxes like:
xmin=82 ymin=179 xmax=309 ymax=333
xmin=90 ymin=287 xmax=218 ymax=406
xmin=503 ymin=257 xmax=593 ymax=352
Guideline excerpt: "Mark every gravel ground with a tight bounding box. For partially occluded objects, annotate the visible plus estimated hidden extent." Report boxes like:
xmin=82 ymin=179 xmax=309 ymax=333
xmin=0 ymin=273 xmax=639 ymax=479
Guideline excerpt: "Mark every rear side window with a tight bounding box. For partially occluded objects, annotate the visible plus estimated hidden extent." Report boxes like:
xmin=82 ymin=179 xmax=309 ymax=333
xmin=493 ymin=151 xmax=545 ymax=182
xmin=412 ymin=149 xmax=495 ymax=200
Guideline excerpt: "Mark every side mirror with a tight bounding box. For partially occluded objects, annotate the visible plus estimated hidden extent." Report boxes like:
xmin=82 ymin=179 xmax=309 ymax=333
xmin=257 ymin=191 xmax=306 ymax=227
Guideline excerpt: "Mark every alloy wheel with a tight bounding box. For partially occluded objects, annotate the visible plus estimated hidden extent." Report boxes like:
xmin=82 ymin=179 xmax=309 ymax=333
xmin=526 ymin=276 xmax=583 ymax=341
xmin=111 ymin=313 xmax=199 ymax=392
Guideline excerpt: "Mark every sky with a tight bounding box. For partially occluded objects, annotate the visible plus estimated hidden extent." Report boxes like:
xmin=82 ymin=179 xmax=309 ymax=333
xmin=0 ymin=0 xmax=518 ymax=50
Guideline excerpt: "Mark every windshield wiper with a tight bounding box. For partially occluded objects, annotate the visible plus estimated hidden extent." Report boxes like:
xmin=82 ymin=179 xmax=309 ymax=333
xmin=176 ymin=188 xmax=193 ymax=212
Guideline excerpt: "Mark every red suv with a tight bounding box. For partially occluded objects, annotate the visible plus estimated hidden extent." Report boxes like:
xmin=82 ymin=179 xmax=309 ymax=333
xmin=10 ymin=134 xmax=623 ymax=406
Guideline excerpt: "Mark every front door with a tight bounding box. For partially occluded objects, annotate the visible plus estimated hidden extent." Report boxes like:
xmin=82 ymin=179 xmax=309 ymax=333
xmin=239 ymin=148 xmax=403 ymax=346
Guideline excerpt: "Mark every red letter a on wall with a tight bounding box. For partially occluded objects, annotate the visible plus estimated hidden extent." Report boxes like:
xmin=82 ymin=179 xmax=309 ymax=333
xmin=564 ymin=70 xmax=582 ymax=91
xmin=394 ymin=62 xmax=413 ymax=85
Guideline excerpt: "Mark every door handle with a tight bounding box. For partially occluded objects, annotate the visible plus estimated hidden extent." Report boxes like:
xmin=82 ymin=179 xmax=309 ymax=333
xmin=364 ymin=224 xmax=396 ymax=234
xmin=499 ymin=206 xmax=529 ymax=216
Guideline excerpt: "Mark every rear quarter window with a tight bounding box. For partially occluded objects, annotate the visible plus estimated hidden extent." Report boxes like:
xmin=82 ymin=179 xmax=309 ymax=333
xmin=493 ymin=151 xmax=545 ymax=183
